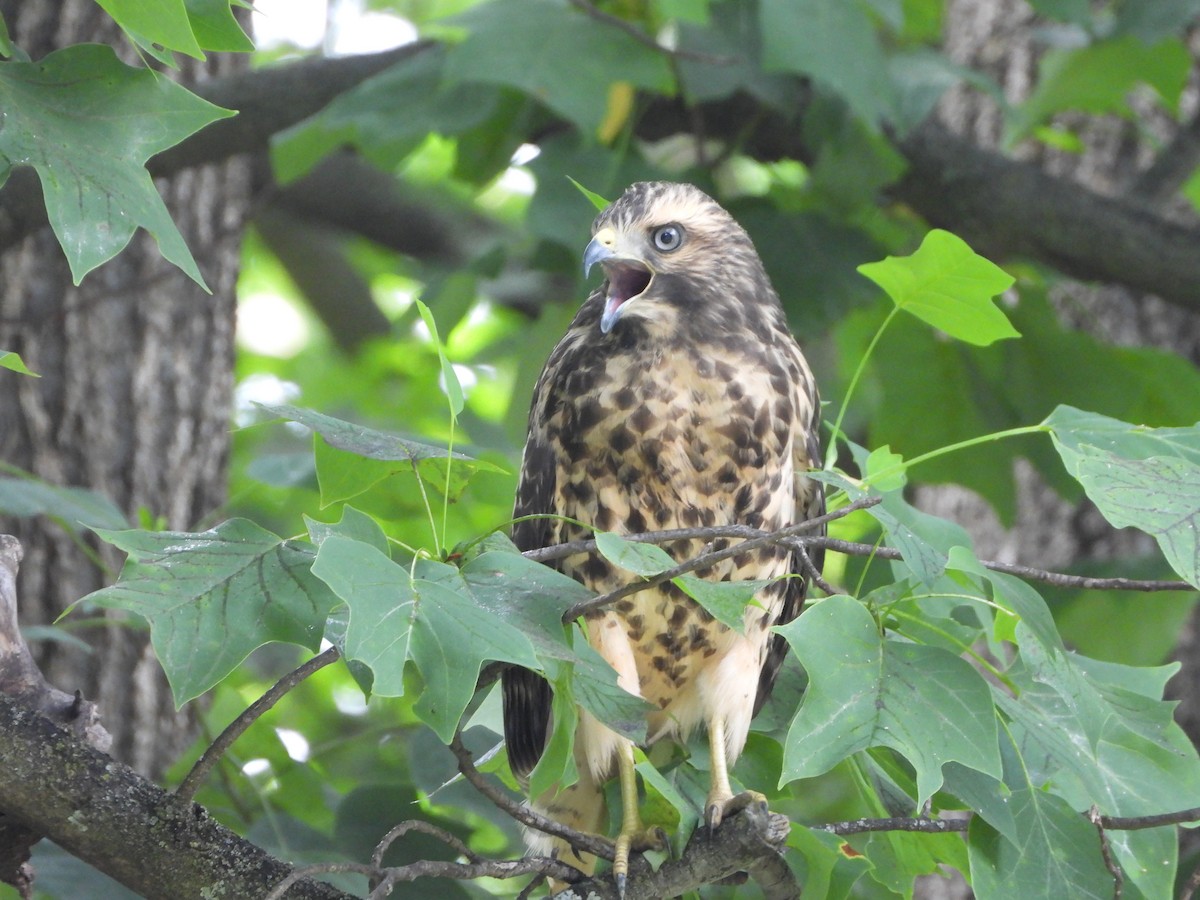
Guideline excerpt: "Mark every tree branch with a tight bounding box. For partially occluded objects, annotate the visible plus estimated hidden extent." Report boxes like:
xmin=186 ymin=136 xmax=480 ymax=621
xmin=0 ymin=694 xmax=352 ymax=899
xmin=524 ymin=514 xmax=1193 ymax=610
xmin=176 ymin=646 xmax=341 ymax=803
xmin=558 ymin=496 xmax=881 ymax=621
xmin=448 ymin=731 xmax=615 ymax=862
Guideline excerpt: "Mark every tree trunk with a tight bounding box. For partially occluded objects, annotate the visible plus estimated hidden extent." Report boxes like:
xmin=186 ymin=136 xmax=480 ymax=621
xmin=0 ymin=1 xmax=250 ymax=777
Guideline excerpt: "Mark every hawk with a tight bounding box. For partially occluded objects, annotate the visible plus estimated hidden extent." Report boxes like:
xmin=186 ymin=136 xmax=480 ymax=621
xmin=503 ymin=181 xmax=823 ymax=892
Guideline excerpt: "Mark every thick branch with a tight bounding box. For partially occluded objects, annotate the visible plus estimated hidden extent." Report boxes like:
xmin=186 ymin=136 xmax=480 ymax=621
xmin=555 ymin=802 xmax=796 ymax=900
xmin=0 ymin=695 xmax=351 ymax=900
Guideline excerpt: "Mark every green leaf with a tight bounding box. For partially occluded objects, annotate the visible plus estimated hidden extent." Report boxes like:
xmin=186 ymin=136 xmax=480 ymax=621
xmin=857 ymin=230 xmax=1018 ymax=346
xmin=967 ymin=791 xmax=1113 ymax=900
xmin=1046 ymin=405 xmax=1200 ymax=465
xmin=305 ymin=505 xmax=390 ymax=555
xmin=443 ymin=0 xmax=674 ymax=133
xmin=595 ymin=531 xmax=676 ymax=576
xmin=567 ymin=176 xmax=609 ymax=211
xmin=0 ymin=350 xmax=37 ymax=376
xmin=257 ymin=403 xmax=500 ymax=508
xmin=788 ymin=827 xmax=872 ymax=899
xmin=778 ymin=595 xmax=1000 ymax=803
xmin=0 ymin=45 xmax=233 ymax=287
xmin=673 ymin=574 xmax=774 ymax=633
xmin=1047 ymin=407 xmax=1200 ymax=587
xmin=186 ymin=0 xmax=254 ymax=52
xmin=1008 ymin=36 xmax=1190 ymax=145
xmin=0 ymin=477 xmax=128 ymax=531
xmin=84 ymin=519 xmax=338 ymax=704
xmin=760 ymin=0 xmax=896 ymax=125
xmin=95 ymin=0 xmax=204 ymax=58
xmin=272 ymin=48 xmax=502 ymax=183
xmin=459 ymin=543 xmax=649 ymax=739
xmin=311 ymin=536 xmax=540 ymax=740
xmin=415 ymin=297 xmax=465 ymax=418
xmin=0 ymin=14 xmax=27 ymax=61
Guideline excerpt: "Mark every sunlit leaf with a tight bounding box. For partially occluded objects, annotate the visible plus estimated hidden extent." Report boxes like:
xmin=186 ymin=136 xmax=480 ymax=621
xmin=567 ymin=176 xmax=610 ymax=211
xmin=0 ymin=45 xmax=233 ymax=286
xmin=857 ymin=230 xmax=1018 ymax=346
xmin=0 ymin=350 xmax=37 ymax=376
xmin=84 ymin=519 xmax=338 ymax=704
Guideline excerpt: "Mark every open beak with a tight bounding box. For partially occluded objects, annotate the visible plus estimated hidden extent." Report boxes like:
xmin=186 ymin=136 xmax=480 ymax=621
xmin=583 ymin=227 xmax=653 ymax=334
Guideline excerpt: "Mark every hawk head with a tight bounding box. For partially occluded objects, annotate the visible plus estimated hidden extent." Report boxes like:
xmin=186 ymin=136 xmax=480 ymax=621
xmin=582 ymin=181 xmax=779 ymax=337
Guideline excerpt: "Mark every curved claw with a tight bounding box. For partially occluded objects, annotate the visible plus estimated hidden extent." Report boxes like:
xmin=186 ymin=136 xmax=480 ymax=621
xmin=706 ymin=789 xmax=769 ymax=833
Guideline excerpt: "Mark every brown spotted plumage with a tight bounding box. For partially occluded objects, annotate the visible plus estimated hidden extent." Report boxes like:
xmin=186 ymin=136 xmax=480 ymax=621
xmin=502 ymin=182 xmax=823 ymax=887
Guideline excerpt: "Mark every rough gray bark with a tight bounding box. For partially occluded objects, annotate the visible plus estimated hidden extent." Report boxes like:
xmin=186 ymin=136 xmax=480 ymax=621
xmin=0 ymin=1 xmax=251 ymax=777
xmin=0 ymin=692 xmax=351 ymax=900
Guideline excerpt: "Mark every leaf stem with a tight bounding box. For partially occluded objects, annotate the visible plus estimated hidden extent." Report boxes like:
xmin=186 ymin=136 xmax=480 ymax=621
xmin=862 ymin=424 xmax=1050 ymax=489
xmin=826 ymin=306 xmax=899 ymax=471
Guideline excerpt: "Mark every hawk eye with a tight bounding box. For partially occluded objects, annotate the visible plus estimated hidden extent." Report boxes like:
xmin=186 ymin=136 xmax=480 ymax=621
xmin=652 ymin=224 xmax=684 ymax=252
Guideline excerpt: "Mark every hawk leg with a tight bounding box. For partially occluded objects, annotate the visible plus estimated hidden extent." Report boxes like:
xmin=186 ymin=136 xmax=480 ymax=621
xmin=613 ymin=739 xmax=668 ymax=898
xmin=705 ymin=716 xmax=767 ymax=831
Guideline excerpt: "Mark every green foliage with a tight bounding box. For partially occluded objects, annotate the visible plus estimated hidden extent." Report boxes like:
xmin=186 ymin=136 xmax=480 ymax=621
xmin=857 ymin=229 xmax=1018 ymax=346
xmin=82 ymin=519 xmax=338 ymax=703
xmin=443 ymin=0 xmax=673 ymax=133
xmin=0 ymin=350 xmax=36 ymax=376
xmin=11 ymin=3 xmax=1200 ymax=898
xmin=0 ymin=44 xmax=234 ymax=287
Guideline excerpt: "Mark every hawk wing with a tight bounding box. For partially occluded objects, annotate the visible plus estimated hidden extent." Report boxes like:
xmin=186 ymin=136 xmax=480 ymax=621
xmin=502 ymin=355 xmax=564 ymax=779
xmin=753 ymin=356 xmax=824 ymax=716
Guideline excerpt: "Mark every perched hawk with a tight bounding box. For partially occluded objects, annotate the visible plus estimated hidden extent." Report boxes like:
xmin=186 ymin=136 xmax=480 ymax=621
xmin=503 ymin=182 xmax=823 ymax=891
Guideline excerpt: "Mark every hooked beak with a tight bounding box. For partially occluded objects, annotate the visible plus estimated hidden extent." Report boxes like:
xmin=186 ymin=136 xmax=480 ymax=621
xmin=582 ymin=227 xmax=653 ymax=334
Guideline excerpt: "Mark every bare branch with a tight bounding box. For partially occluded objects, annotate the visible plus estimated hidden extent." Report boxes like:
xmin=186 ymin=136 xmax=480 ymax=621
xmin=175 ymin=647 xmax=340 ymax=803
xmin=815 ymin=806 xmax=1200 ymax=836
xmin=264 ymin=856 xmax=579 ymax=900
xmin=521 ymin=517 xmax=1192 ymax=604
xmin=815 ymin=816 xmax=969 ymax=836
xmin=1089 ymin=806 xmax=1124 ymax=900
xmin=448 ymin=731 xmax=616 ymax=862
xmin=807 ymin=537 xmax=1194 ymax=593
xmin=558 ymin=496 xmax=882 ymax=621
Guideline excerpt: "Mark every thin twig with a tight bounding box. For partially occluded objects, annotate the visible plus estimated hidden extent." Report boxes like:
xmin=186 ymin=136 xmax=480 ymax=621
xmin=814 ymin=816 xmax=968 ymax=835
xmin=527 ymin=517 xmax=1193 ymax=599
xmin=373 ymin=820 xmax=478 ymax=868
xmin=559 ymin=497 xmax=882 ymax=621
xmin=566 ymin=0 xmax=736 ymax=66
xmin=1098 ymin=807 xmax=1200 ymax=831
xmin=264 ymin=857 xmax=579 ymax=900
xmin=448 ymin=731 xmax=615 ymax=861
xmin=175 ymin=646 xmax=341 ymax=803
xmin=815 ymin=806 xmax=1200 ymax=837
xmin=807 ymin=537 xmax=1194 ymax=593
xmin=1089 ymin=806 xmax=1123 ymax=900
